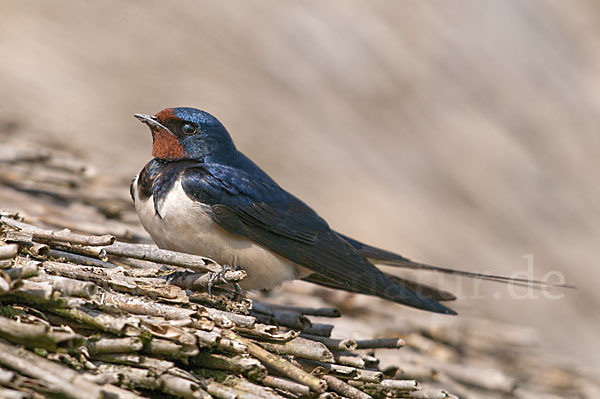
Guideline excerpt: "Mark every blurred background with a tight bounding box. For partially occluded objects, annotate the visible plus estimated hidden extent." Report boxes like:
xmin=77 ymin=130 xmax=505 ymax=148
xmin=0 ymin=0 xmax=598 ymax=368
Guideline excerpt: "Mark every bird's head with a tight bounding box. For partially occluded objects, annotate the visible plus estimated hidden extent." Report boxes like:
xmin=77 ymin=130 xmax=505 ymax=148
xmin=134 ymin=107 xmax=236 ymax=162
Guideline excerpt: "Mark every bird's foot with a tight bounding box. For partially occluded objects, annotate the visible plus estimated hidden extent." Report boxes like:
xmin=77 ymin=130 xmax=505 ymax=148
xmin=207 ymin=264 xmax=242 ymax=296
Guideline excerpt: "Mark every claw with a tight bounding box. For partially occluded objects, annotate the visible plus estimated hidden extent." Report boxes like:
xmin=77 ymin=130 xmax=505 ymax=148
xmin=206 ymin=265 xmax=240 ymax=296
xmin=207 ymin=272 xmax=218 ymax=296
xmin=233 ymin=282 xmax=242 ymax=294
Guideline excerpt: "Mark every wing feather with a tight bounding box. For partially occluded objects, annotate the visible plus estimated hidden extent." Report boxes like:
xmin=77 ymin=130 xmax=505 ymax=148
xmin=181 ymin=164 xmax=456 ymax=314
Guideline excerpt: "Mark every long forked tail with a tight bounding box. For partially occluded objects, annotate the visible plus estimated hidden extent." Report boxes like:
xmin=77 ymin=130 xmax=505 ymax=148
xmin=337 ymin=233 xmax=575 ymax=289
xmin=303 ymin=272 xmax=457 ymax=302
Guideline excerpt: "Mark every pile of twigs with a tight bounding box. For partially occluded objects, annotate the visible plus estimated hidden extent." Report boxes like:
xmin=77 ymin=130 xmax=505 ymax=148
xmin=0 ymin=213 xmax=450 ymax=399
xmin=0 ymin=138 xmax=598 ymax=399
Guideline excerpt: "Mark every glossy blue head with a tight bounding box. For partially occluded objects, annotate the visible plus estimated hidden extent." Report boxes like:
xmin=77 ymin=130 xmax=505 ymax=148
xmin=134 ymin=107 xmax=236 ymax=162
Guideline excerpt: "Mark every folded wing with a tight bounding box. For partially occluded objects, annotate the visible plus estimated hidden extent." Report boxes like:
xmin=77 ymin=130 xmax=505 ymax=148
xmin=181 ymin=164 xmax=457 ymax=315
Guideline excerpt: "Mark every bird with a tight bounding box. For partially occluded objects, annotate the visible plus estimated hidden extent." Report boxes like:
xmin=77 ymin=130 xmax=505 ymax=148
xmin=131 ymin=107 xmax=566 ymax=315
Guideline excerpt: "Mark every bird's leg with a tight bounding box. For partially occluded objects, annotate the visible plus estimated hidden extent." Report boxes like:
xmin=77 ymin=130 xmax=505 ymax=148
xmin=233 ymin=280 xmax=242 ymax=294
xmin=207 ymin=264 xmax=242 ymax=296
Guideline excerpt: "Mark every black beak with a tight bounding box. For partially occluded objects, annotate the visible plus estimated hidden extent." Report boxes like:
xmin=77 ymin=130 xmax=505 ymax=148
xmin=134 ymin=113 xmax=156 ymax=123
xmin=133 ymin=113 xmax=175 ymax=136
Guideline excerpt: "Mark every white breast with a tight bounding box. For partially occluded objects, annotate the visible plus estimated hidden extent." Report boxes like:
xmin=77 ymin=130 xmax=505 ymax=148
xmin=132 ymin=175 xmax=311 ymax=290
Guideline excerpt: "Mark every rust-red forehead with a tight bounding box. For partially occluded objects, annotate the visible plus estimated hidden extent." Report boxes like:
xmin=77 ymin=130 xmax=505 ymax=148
xmin=154 ymin=108 xmax=175 ymax=121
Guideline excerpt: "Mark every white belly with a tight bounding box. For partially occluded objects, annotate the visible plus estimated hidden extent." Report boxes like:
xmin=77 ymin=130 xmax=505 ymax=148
xmin=133 ymin=176 xmax=310 ymax=290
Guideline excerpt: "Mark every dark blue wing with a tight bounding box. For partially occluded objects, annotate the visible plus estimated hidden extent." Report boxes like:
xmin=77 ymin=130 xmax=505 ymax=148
xmin=181 ymin=163 xmax=456 ymax=315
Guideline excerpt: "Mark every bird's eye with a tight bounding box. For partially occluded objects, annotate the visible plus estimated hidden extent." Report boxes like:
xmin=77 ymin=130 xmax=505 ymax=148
xmin=182 ymin=123 xmax=197 ymax=135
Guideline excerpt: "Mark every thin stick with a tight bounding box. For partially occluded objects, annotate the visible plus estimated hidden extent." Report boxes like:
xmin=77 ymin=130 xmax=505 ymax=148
xmin=256 ymin=336 xmax=335 ymax=363
xmin=160 ymin=373 xmax=209 ymax=399
xmin=381 ymin=379 xmax=420 ymax=391
xmin=322 ymin=375 xmax=372 ymax=399
xmin=100 ymin=242 xmax=221 ymax=273
xmin=2 ymin=217 xmax=115 ymax=246
xmin=405 ymin=389 xmax=458 ymax=399
xmin=302 ymin=323 xmax=334 ymax=337
xmin=261 ymin=375 xmax=311 ymax=396
xmin=300 ymin=334 xmax=357 ymax=351
xmin=191 ymin=352 xmax=266 ymax=381
xmin=166 ymin=269 xmax=247 ymax=289
xmin=48 ymin=249 xmax=118 ymax=268
xmin=252 ymin=311 xmax=311 ymax=330
xmin=87 ymin=337 xmax=144 ymax=355
xmin=253 ymin=302 xmax=341 ymax=318
xmin=0 ymin=244 xmax=18 ymax=260
xmin=228 ymin=376 xmax=287 ymax=399
xmin=296 ymin=359 xmax=383 ymax=383
xmin=223 ymin=331 xmax=327 ymax=393
xmin=0 ymin=339 xmax=104 ymax=399
xmin=354 ymin=338 xmax=405 ymax=349
xmin=235 ymin=324 xmax=300 ymax=342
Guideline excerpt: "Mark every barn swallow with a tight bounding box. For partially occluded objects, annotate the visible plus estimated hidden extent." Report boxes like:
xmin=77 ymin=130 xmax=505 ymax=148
xmin=131 ymin=107 xmax=567 ymax=315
